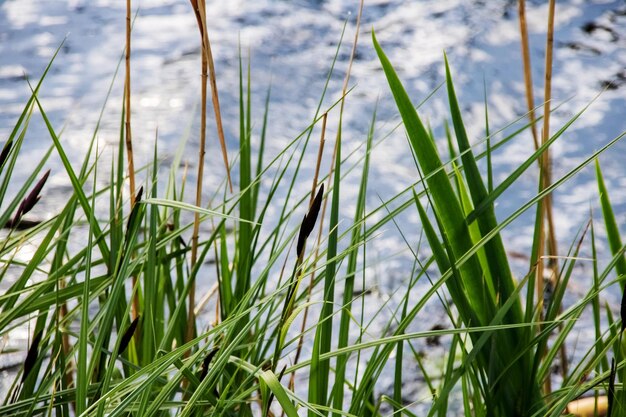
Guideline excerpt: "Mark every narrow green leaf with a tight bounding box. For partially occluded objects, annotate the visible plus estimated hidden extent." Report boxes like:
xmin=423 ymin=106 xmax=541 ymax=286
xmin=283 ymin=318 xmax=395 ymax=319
xmin=596 ymin=159 xmax=626 ymax=284
xmin=259 ymin=370 xmax=299 ymax=417
xmin=373 ymin=30 xmax=492 ymax=325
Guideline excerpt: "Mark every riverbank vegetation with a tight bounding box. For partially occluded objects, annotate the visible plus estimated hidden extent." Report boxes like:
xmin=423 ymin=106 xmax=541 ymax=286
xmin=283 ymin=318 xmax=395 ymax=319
xmin=1 ymin=1 xmax=625 ymax=416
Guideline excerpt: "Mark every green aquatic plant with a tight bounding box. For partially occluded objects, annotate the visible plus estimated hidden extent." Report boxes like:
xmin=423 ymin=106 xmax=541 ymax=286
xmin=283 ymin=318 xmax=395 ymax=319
xmin=0 ymin=6 xmax=625 ymax=417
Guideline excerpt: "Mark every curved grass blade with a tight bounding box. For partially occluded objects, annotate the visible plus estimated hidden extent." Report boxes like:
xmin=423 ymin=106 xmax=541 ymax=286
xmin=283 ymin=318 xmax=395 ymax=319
xmin=596 ymin=159 xmax=626 ymax=287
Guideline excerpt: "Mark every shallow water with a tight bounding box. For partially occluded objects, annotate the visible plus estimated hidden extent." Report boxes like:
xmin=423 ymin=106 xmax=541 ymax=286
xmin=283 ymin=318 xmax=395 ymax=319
xmin=1 ymin=0 xmax=625 ymax=411
xmin=1 ymin=0 xmax=624 ymax=255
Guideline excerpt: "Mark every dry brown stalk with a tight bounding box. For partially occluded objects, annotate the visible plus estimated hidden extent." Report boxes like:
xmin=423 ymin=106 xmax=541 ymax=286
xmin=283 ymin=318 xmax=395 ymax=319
xmin=540 ymin=0 xmax=568 ymax=385
xmin=517 ymin=1 xmax=546 ymax=343
xmin=191 ymin=0 xmax=232 ymax=191
xmin=517 ymin=0 xmax=539 ymax=149
xmin=517 ymin=0 xmax=561 ymax=317
xmin=186 ymin=0 xmax=232 ymax=347
xmin=124 ymin=0 xmax=135 ymax=204
xmin=195 ymin=283 xmax=219 ymax=316
xmin=310 ymin=114 xmax=328 ymax=208
xmin=519 ymin=0 xmax=564 ymax=393
xmin=124 ymin=0 xmax=139 ymax=323
xmin=186 ymin=0 xmax=208 ymax=346
xmin=541 ymin=0 xmax=558 ymax=266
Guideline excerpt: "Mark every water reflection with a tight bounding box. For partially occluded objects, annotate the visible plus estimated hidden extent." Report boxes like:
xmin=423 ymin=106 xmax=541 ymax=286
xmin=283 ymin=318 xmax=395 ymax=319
xmin=0 ymin=1 xmax=624 ymax=407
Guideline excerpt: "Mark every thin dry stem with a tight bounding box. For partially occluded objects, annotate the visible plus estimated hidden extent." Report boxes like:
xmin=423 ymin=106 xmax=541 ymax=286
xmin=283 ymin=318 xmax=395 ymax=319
xmin=124 ymin=0 xmax=139 ymax=322
xmin=517 ymin=0 xmax=545 ymax=322
xmin=187 ymin=0 xmax=208 ymax=347
xmin=195 ymin=282 xmax=219 ymax=316
xmin=541 ymin=0 xmax=568 ymax=382
xmin=517 ymin=0 xmax=560 ymax=317
xmin=310 ymin=114 xmax=328 ymax=208
xmin=542 ymin=0 xmax=559 ymax=276
xmin=196 ymin=0 xmax=232 ymax=192
xmin=124 ymin=0 xmax=136 ymax=205
xmin=518 ymin=0 xmax=539 ymax=149
xmin=537 ymin=0 xmax=562 ymax=393
xmin=187 ymin=0 xmax=233 ymax=347
xmin=542 ymin=0 xmax=556 ymax=152
xmin=541 ymin=0 xmax=560 ymax=277
xmin=518 ymin=0 xmax=565 ymax=393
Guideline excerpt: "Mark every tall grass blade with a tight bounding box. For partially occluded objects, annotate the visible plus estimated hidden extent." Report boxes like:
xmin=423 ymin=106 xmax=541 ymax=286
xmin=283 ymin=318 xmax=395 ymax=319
xmin=596 ymin=160 xmax=626 ymax=284
xmin=444 ymin=55 xmax=522 ymax=323
xmin=334 ymin=102 xmax=373 ymax=415
xmin=32 ymin=95 xmax=111 ymax=265
xmin=373 ymin=31 xmax=492 ymax=324
xmin=309 ymin=131 xmax=341 ymax=417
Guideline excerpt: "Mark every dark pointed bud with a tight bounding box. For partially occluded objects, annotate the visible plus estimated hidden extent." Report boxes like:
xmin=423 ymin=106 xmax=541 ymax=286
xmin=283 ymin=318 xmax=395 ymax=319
xmin=12 ymin=170 xmax=50 ymax=226
xmin=118 ymin=315 xmax=140 ymax=354
xmin=126 ymin=186 xmax=144 ymax=232
xmin=0 ymin=141 xmax=13 ymax=169
xmin=23 ymin=170 xmax=50 ymax=214
xmin=22 ymin=330 xmax=43 ymax=383
xmin=21 ymin=196 xmax=41 ymax=218
xmin=135 ymin=186 xmax=143 ymax=205
xmin=199 ymin=347 xmax=219 ymax=382
xmin=296 ymin=184 xmax=324 ymax=258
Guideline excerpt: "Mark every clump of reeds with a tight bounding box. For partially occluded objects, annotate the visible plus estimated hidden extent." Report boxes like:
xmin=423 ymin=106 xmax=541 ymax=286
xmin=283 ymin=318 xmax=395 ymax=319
xmin=0 ymin=2 xmax=624 ymax=417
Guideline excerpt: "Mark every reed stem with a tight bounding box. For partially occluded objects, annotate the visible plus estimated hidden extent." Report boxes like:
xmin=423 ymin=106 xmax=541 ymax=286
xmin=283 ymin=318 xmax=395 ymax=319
xmin=541 ymin=0 xmax=568 ymax=386
xmin=124 ymin=0 xmax=139 ymax=322
xmin=517 ymin=0 xmax=539 ymax=149
xmin=187 ymin=0 xmax=209 ymax=346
